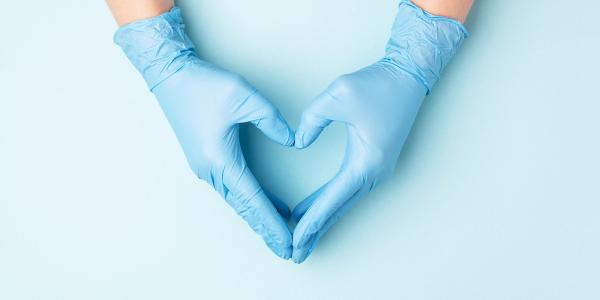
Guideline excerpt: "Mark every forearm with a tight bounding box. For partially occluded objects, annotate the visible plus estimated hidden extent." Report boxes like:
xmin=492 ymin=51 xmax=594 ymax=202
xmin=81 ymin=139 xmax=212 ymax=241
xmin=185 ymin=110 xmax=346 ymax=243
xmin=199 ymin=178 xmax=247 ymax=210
xmin=106 ymin=0 xmax=174 ymax=26
xmin=412 ymin=0 xmax=473 ymax=23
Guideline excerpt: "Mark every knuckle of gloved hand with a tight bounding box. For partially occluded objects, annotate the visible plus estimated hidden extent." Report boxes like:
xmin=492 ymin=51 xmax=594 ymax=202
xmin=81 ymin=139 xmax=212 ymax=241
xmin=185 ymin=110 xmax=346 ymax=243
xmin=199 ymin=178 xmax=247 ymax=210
xmin=186 ymin=154 xmax=219 ymax=182
xmin=261 ymin=105 xmax=279 ymax=120
xmin=217 ymin=73 xmax=251 ymax=98
xmin=188 ymin=159 xmax=208 ymax=181
xmin=227 ymin=73 xmax=250 ymax=90
xmin=330 ymin=75 xmax=357 ymax=96
xmin=198 ymin=146 xmax=228 ymax=170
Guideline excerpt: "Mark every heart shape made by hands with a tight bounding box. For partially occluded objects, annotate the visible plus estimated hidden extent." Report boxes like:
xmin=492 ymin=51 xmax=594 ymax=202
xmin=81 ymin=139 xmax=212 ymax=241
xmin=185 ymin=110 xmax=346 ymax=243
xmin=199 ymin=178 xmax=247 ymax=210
xmin=115 ymin=1 xmax=467 ymax=263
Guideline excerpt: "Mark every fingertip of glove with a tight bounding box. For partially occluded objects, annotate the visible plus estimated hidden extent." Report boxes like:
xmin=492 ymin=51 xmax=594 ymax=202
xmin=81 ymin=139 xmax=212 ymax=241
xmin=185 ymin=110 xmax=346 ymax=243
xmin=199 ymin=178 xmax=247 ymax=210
xmin=254 ymin=114 xmax=295 ymax=147
xmin=285 ymin=128 xmax=296 ymax=147
xmin=264 ymin=230 xmax=293 ymax=260
xmin=276 ymin=246 xmax=292 ymax=260
xmin=277 ymin=121 xmax=295 ymax=147
xmin=294 ymin=132 xmax=306 ymax=149
xmin=292 ymin=248 xmax=310 ymax=264
xmin=274 ymin=114 xmax=295 ymax=147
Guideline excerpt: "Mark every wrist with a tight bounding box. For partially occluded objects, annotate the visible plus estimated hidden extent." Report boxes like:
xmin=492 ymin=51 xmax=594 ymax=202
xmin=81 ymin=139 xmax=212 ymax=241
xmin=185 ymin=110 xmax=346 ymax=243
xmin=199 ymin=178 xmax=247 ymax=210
xmin=384 ymin=0 xmax=468 ymax=94
xmin=108 ymin=1 xmax=174 ymax=26
xmin=411 ymin=0 xmax=473 ymax=24
xmin=114 ymin=7 xmax=198 ymax=91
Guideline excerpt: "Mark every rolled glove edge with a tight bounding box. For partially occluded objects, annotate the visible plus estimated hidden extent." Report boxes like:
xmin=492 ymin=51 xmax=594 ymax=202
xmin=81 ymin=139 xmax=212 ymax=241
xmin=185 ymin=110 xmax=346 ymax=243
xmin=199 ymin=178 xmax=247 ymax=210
xmin=113 ymin=7 xmax=199 ymax=91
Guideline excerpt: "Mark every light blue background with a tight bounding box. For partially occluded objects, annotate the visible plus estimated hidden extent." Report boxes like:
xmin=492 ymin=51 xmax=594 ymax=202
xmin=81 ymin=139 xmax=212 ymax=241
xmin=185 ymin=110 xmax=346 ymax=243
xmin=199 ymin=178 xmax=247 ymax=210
xmin=1 ymin=0 xmax=599 ymax=299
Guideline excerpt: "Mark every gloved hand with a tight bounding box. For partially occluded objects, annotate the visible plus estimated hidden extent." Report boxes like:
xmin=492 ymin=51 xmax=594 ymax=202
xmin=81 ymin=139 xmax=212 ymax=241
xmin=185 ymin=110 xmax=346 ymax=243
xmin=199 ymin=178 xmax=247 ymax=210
xmin=114 ymin=8 xmax=295 ymax=259
xmin=291 ymin=0 xmax=468 ymax=263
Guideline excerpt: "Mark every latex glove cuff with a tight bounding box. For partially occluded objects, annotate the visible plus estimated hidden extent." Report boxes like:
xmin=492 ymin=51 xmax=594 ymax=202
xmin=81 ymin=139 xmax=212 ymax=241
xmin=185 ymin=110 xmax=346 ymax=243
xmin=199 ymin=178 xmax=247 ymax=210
xmin=384 ymin=0 xmax=469 ymax=93
xmin=114 ymin=7 xmax=196 ymax=90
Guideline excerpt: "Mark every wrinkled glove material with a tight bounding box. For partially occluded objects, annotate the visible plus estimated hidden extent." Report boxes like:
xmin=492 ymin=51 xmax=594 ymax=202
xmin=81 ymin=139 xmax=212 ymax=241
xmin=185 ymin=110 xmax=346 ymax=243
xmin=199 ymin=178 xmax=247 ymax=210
xmin=384 ymin=0 xmax=468 ymax=93
xmin=114 ymin=7 xmax=196 ymax=91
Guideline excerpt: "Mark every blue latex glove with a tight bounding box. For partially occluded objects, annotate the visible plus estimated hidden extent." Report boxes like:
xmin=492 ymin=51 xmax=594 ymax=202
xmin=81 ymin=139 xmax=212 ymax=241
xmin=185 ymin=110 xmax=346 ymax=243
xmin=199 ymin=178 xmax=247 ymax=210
xmin=291 ymin=0 xmax=468 ymax=263
xmin=114 ymin=8 xmax=295 ymax=259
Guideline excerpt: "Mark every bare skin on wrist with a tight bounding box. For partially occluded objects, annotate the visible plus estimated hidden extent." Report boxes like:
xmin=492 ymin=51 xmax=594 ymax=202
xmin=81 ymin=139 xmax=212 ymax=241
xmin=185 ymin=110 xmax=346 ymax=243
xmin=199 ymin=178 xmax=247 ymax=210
xmin=106 ymin=0 xmax=174 ymax=26
xmin=106 ymin=0 xmax=472 ymax=27
xmin=412 ymin=0 xmax=473 ymax=23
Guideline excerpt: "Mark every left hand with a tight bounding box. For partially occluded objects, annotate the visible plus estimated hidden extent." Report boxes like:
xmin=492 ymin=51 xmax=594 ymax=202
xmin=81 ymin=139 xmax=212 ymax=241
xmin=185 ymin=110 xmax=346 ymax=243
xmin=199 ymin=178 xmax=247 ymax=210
xmin=290 ymin=0 xmax=468 ymax=264
xmin=291 ymin=61 xmax=427 ymax=263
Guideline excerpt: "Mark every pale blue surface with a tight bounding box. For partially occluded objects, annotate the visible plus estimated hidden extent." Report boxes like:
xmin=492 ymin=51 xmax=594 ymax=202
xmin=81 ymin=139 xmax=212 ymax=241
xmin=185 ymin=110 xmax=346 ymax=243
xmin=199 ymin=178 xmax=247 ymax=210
xmin=1 ymin=0 xmax=599 ymax=299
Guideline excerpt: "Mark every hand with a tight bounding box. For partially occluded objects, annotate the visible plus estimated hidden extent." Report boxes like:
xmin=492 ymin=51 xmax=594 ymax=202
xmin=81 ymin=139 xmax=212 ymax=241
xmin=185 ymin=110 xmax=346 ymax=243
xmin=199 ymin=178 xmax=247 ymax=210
xmin=154 ymin=63 xmax=295 ymax=259
xmin=291 ymin=61 xmax=426 ymax=263
xmin=115 ymin=8 xmax=295 ymax=259
xmin=290 ymin=0 xmax=468 ymax=263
